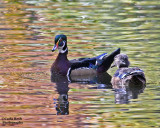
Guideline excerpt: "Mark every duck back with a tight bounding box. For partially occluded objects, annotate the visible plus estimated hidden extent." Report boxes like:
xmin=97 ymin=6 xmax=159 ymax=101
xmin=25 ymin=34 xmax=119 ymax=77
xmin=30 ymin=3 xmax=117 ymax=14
xmin=112 ymin=67 xmax=146 ymax=87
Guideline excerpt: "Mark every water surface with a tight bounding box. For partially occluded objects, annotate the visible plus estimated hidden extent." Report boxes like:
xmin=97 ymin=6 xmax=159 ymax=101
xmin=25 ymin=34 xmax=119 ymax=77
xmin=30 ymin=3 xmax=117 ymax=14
xmin=0 ymin=0 xmax=160 ymax=127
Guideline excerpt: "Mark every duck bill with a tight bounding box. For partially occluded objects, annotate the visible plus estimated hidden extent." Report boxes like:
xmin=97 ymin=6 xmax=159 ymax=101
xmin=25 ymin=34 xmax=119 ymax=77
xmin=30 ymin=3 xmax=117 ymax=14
xmin=52 ymin=44 xmax=58 ymax=52
xmin=120 ymin=61 xmax=126 ymax=66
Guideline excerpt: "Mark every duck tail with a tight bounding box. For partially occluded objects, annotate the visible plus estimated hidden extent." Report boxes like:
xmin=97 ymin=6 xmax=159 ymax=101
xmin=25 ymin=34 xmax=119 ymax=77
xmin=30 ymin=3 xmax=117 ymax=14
xmin=97 ymin=48 xmax=120 ymax=73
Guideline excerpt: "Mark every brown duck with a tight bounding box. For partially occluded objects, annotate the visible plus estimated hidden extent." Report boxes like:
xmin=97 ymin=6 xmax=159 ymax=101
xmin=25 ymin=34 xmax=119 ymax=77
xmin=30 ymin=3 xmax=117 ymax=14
xmin=111 ymin=54 xmax=146 ymax=88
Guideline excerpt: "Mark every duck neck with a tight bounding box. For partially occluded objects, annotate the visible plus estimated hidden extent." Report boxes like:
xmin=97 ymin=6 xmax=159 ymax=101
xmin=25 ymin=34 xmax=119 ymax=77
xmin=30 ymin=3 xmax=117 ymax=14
xmin=57 ymin=49 xmax=68 ymax=61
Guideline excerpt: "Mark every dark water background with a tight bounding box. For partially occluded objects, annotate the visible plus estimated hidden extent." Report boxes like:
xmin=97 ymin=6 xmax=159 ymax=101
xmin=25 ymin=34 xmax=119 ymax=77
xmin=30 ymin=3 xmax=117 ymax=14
xmin=0 ymin=0 xmax=160 ymax=127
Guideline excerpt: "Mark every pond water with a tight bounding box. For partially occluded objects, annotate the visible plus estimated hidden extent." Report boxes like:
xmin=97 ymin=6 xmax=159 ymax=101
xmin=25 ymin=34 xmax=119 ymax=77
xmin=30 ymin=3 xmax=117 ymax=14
xmin=0 ymin=0 xmax=160 ymax=127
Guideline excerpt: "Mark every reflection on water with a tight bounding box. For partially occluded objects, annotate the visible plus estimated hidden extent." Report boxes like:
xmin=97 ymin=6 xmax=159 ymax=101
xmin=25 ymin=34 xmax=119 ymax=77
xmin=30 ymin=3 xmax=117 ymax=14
xmin=52 ymin=75 xmax=70 ymax=115
xmin=51 ymin=73 xmax=146 ymax=115
xmin=0 ymin=0 xmax=160 ymax=127
xmin=113 ymin=85 xmax=145 ymax=104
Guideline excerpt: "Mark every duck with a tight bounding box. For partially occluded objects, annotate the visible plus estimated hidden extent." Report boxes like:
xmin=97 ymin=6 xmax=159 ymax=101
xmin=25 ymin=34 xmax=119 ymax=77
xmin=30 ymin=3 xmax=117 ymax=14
xmin=51 ymin=34 xmax=120 ymax=76
xmin=111 ymin=53 xmax=146 ymax=87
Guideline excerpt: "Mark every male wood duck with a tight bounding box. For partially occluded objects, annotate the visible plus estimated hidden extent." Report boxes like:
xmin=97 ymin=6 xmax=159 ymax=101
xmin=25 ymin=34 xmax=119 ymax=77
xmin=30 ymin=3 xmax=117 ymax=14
xmin=111 ymin=54 xmax=146 ymax=87
xmin=51 ymin=34 xmax=120 ymax=76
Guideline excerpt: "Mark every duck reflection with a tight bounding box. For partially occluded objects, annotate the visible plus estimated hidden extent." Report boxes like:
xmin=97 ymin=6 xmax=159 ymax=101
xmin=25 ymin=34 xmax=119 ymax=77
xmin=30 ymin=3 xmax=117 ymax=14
xmin=51 ymin=72 xmax=146 ymax=115
xmin=51 ymin=72 xmax=111 ymax=115
xmin=52 ymin=75 xmax=69 ymax=115
xmin=113 ymin=85 xmax=145 ymax=104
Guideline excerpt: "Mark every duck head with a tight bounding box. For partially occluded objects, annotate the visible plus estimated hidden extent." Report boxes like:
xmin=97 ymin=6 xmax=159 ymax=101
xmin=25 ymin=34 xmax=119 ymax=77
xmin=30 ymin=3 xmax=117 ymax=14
xmin=52 ymin=34 xmax=68 ymax=53
xmin=111 ymin=53 xmax=130 ymax=68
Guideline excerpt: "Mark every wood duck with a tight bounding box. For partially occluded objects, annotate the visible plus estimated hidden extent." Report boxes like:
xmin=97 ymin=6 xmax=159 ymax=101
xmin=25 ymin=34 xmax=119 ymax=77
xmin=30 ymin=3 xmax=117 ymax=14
xmin=51 ymin=34 xmax=120 ymax=76
xmin=111 ymin=54 xmax=146 ymax=87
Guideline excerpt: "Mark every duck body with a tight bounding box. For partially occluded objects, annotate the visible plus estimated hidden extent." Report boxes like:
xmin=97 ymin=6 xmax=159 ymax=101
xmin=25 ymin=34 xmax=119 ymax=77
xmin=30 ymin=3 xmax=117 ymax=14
xmin=111 ymin=54 xmax=146 ymax=87
xmin=112 ymin=67 xmax=146 ymax=87
xmin=51 ymin=34 xmax=120 ymax=76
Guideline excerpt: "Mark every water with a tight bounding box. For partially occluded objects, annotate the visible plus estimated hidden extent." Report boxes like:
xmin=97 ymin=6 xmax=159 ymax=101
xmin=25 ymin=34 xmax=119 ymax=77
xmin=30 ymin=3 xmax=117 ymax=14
xmin=0 ymin=0 xmax=160 ymax=127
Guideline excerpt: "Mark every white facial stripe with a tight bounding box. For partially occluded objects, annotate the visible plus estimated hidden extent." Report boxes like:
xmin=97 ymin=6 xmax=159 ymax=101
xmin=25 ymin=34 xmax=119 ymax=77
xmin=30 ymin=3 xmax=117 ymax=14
xmin=58 ymin=41 xmax=67 ymax=53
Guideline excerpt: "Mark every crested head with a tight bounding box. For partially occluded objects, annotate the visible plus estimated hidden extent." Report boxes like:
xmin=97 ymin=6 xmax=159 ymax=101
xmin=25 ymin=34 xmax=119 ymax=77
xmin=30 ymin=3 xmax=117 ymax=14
xmin=52 ymin=34 xmax=68 ymax=53
xmin=112 ymin=53 xmax=130 ymax=68
xmin=55 ymin=34 xmax=67 ymax=44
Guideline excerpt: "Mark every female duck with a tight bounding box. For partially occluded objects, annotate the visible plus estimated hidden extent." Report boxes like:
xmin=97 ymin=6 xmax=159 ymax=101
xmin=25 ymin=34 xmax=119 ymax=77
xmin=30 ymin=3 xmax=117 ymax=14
xmin=51 ymin=34 xmax=120 ymax=76
xmin=111 ymin=54 xmax=146 ymax=87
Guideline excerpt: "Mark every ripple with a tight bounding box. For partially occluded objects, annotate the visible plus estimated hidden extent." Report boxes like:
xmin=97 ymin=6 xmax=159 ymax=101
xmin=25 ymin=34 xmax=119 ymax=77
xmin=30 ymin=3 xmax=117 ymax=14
xmin=0 ymin=0 xmax=159 ymax=127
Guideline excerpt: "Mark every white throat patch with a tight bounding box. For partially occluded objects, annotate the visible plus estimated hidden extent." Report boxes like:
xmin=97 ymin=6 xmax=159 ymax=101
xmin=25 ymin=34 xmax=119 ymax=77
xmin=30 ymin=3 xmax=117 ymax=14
xmin=58 ymin=47 xmax=68 ymax=53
